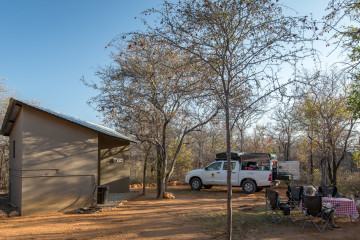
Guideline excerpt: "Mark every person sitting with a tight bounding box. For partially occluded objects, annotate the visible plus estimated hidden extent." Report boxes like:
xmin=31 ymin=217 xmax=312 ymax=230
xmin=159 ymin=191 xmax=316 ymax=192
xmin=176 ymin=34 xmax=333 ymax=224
xmin=304 ymin=186 xmax=339 ymax=228
xmin=304 ymin=186 xmax=317 ymax=196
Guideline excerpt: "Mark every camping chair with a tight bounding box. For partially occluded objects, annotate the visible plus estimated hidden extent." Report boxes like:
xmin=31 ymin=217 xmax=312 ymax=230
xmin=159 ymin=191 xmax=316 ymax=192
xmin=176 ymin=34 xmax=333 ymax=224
xmin=286 ymin=186 xmax=303 ymax=211
xmin=265 ymin=188 xmax=294 ymax=224
xmin=302 ymin=195 xmax=339 ymax=232
xmin=318 ymin=186 xmax=341 ymax=198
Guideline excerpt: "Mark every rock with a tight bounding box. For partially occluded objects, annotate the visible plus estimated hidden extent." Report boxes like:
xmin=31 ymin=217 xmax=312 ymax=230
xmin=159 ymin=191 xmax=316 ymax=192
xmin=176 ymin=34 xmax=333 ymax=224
xmin=116 ymin=200 xmax=128 ymax=208
xmin=131 ymin=184 xmax=143 ymax=189
xmin=169 ymin=181 xmax=178 ymax=186
xmin=8 ymin=211 xmax=20 ymax=217
xmin=163 ymin=192 xmax=175 ymax=199
xmin=0 ymin=210 xmax=8 ymax=219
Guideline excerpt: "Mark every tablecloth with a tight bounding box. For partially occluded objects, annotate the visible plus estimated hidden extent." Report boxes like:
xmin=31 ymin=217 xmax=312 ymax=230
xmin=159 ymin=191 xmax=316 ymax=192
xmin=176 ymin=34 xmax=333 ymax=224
xmin=322 ymin=197 xmax=359 ymax=219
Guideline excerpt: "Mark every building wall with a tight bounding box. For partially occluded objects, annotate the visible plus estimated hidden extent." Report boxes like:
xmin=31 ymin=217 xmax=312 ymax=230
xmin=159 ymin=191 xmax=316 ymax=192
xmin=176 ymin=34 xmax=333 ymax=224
xmin=8 ymin=108 xmax=24 ymax=211
xmin=20 ymin=106 xmax=98 ymax=215
xmin=99 ymin=134 xmax=130 ymax=193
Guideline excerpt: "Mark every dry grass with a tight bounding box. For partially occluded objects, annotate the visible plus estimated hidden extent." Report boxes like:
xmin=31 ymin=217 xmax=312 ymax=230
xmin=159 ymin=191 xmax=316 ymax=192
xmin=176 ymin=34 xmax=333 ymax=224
xmin=193 ymin=205 xmax=275 ymax=238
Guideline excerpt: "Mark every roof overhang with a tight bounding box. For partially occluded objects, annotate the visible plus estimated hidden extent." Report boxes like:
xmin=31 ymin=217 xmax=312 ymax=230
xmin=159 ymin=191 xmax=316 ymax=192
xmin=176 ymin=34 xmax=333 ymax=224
xmin=0 ymin=98 xmax=21 ymax=136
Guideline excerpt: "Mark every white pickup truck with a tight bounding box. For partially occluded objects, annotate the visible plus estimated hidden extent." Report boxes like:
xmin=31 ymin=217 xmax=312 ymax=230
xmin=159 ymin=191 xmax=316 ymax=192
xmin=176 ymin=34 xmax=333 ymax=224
xmin=185 ymin=152 xmax=299 ymax=194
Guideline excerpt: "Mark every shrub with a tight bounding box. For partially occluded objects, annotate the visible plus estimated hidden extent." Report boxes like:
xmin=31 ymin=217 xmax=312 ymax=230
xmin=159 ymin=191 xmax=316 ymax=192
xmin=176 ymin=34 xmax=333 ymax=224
xmin=337 ymin=169 xmax=360 ymax=196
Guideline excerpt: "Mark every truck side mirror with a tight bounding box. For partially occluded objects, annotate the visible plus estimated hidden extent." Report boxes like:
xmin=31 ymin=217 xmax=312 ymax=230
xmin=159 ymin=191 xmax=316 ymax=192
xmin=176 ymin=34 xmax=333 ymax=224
xmin=205 ymin=167 xmax=208 ymax=170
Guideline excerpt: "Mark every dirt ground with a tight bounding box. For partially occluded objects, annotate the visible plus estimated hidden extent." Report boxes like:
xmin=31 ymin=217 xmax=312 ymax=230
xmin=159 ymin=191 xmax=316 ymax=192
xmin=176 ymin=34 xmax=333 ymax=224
xmin=1 ymin=186 xmax=360 ymax=239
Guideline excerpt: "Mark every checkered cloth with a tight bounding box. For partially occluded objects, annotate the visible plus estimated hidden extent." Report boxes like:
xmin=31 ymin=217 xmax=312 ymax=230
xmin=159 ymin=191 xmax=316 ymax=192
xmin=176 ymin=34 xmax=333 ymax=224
xmin=322 ymin=197 xmax=359 ymax=219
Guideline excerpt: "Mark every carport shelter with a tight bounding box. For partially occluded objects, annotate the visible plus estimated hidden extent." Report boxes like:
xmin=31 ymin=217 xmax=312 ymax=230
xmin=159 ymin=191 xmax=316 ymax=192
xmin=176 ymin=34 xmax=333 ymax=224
xmin=0 ymin=98 xmax=135 ymax=216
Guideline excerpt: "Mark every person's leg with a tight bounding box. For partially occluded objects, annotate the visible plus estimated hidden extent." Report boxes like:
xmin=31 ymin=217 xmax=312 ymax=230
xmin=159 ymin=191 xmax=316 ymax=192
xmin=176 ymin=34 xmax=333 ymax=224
xmin=331 ymin=215 xmax=339 ymax=228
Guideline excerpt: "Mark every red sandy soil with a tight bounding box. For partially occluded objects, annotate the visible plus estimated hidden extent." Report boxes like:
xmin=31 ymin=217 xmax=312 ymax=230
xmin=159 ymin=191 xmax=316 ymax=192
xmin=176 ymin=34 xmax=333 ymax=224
xmin=1 ymin=186 xmax=360 ymax=239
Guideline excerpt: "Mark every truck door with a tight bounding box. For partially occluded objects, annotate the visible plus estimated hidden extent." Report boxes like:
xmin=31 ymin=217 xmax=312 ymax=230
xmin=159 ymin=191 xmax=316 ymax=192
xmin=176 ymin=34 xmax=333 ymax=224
xmin=220 ymin=161 xmax=239 ymax=185
xmin=203 ymin=161 xmax=223 ymax=185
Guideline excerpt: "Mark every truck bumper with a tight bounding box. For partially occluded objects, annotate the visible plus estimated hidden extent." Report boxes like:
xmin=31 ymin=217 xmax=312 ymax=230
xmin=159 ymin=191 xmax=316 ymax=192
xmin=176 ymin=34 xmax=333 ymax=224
xmin=185 ymin=175 xmax=190 ymax=184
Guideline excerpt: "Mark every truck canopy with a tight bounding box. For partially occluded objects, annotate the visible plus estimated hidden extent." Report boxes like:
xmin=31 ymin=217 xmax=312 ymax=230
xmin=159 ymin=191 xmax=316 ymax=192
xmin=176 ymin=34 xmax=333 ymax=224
xmin=216 ymin=152 xmax=274 ymax=161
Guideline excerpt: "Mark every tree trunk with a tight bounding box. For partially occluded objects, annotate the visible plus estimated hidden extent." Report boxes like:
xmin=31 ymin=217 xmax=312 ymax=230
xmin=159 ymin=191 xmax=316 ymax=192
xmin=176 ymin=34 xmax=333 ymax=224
xmin=0 ymin=150 xmax=3 ymax=189
xmin=0 ymin=164 xmax=2 ymax=189
xmin=142 ymin=145 xmax=151 ymax=196
xmin=159 ymin=121 xmax=168 ymax=198
xmin=225 ymin=93 xmax=232 ymax=240
xmin=165 ymin=132 xmax=186 ymax=185
xmin=320 ymin=157 xmax=327 ymax=186
xmin=309 ymin=137 xmax=314 ymax=175
xmin=330 ymin=145 xmax=337 ymax=185
xmin=327 ymin=156 xmax=333 ymax=185
xmin=198 ymin=140 xmax=203 ymax=169
xmin=160 ymin=149 xmax=167 ymax=196
xmin=286 ymin=132 xmax=291 ymax=161
xmin=332 ymin=170 xmax=337 ymax=186
xmin=240 ymin=129 xmax=244 ymax=152
xmin=142 ymin=157 xmax=147 ymax=195
xmin=156 ymin=146 xmax=162 ymax=199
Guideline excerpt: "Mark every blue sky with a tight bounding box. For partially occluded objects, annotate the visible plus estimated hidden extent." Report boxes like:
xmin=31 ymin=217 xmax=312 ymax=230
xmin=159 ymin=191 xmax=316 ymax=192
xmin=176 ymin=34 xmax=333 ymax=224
xmin=0 ymin=0 xmax=337 ymax=125
xmin=0 ymin=0 xmax=163 ymax=124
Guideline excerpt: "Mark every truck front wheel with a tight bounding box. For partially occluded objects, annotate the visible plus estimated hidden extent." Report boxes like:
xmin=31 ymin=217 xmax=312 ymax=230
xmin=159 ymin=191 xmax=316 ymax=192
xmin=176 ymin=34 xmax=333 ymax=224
xmin=190 ymin=177 xmax=202 ymax=191
xmin=242 ymin=180 xmax=256 ymax=194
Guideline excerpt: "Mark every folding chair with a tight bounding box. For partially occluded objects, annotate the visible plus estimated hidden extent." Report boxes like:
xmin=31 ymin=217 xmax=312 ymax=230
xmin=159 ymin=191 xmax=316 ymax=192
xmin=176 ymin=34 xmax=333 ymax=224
xmin=286 ymin=186 xmax=303 ymax=211
xmin=302 ymin=195 xmax=339 ymax=232
xmin=265 ymin=188 xmax=294 ymax=224
xmin=318 ymin=186 xmax=341 ymax=198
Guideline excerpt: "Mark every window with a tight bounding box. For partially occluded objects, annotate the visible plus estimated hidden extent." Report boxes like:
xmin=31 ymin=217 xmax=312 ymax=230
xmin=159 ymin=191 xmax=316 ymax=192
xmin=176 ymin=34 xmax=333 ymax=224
xmin=205 ymin=162 xmax=222 ymax=171
xmin=223 ymin=162 xmax=236 ymax=171
xmin=12 ymin=140 xmax=15 ymax=158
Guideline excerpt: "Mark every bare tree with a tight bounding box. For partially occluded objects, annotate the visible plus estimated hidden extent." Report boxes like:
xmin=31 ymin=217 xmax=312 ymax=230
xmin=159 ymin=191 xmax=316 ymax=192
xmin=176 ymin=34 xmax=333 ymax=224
xmin=190 ymin=122 xmax=226 ymax=168
xmin=86 ymin=34 xmax=218 ymax=198
xmin=295 ymin=69 xmax=357 ymax=185
xmin=146 ymin=1 xmax=315 ymax=238
xmin=233 ymin=104 xmax=265 ymax=152
xmin=245 ymin=124 xmax=275 ymax=153
xmin=268 ymin=103 xmax=299 ymax=161
xmin=131 ymin=142 xmax=153 ymax=195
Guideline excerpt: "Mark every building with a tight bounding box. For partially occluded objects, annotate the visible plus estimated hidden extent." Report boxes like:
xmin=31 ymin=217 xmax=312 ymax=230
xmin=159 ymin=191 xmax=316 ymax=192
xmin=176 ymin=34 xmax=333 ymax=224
xmin=0 ymin=98 xmax=135 ymax=215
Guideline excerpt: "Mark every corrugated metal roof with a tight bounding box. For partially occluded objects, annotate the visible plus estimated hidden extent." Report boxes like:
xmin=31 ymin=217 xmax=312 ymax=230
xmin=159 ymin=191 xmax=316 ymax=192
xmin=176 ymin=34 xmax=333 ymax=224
xmin=1 ymin=98 xmax=136 ymax=142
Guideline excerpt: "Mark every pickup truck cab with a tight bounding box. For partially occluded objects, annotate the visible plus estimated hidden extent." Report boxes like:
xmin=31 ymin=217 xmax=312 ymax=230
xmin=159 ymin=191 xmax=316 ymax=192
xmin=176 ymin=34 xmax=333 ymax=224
xmin=185 ymin=152 xmax=299 ymax=194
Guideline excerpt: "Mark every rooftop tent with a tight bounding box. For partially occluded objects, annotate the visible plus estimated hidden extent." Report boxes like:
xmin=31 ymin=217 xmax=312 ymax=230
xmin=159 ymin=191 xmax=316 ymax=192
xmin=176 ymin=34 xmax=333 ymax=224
xmin=216 ymin=152 xmax=273 ymax=161
xmin=216 ymin=151 xmax=245 ymax=160
xmin=241 ymin=153 xmax=272 ymax=162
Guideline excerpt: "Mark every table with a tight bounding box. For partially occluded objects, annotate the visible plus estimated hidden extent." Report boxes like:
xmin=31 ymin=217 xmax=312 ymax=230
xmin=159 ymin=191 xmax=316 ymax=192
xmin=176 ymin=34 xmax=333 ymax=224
xmin=322 ymin=197 xmax=359 ymax=219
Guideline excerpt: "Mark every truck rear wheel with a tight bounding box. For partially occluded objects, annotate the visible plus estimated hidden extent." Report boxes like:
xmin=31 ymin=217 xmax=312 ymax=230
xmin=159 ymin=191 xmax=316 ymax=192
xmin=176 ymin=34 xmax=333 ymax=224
xmin=242 ymin=180 xmax=256 ymax=194
xmin=190 ymin=177 xmax=202 ymax=191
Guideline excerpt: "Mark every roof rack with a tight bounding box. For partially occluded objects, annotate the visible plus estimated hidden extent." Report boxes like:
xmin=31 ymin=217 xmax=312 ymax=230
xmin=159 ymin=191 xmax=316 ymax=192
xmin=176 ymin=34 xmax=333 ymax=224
xmin=215 ymin=152 xmax=273 ymax=161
